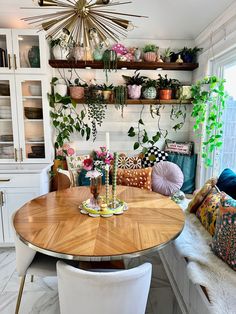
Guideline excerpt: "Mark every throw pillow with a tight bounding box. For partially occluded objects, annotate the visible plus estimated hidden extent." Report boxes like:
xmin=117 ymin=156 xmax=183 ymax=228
xmin=66 ymin=154 xmax=90 ymax=186
xmin=117 ymin=155 xmax=142 ymax=169
xmin=117 ymin=168 xmax=152 ymax=191
xmin=142 ymin=146 xmax=168 ymax=168
xmin=196 ymin=187 xmax=221 ymax=236
xmin=211 ymin=192 xmax=236 ymax=271
xmin=217 ymin=168 xmax=236 ymax=200
xmin=152 ymin=161 xmax=184 ymax=196
xmin=164 ymin=139 xmax=193 ymax=156
xmin=188 ymin=177 xmax=218 ymax=213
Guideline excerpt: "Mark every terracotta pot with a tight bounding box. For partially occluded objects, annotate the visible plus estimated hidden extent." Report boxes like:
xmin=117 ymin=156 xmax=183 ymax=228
xmin=159 ymin=89 xmax=172 ymax=100
xmin=51 ymin=159 xmax=68 ymax=191
xmin=144 ymin=52 xmax=156 ymax=62
xmin=127 ymin=85 xmax=142 ymax=99
xmin=70 ymin=86 xmax=85 ymax=100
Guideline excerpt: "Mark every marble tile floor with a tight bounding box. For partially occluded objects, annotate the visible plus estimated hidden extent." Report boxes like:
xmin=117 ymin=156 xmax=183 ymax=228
xmin=0 ymin=248 xmax=182 ymax=314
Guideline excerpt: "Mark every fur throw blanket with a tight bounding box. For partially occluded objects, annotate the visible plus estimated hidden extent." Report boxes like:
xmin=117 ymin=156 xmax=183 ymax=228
xmin=175 ymin=208 xmax=236 ymax=314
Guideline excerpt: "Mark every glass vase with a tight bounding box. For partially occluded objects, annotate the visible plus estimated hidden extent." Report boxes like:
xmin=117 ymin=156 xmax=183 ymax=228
xmin=90 ymin=176 xmax=102 ymax=206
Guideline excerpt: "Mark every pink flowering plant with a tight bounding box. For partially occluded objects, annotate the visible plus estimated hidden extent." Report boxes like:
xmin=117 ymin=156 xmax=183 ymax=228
xmin=83 ymin=146 xmax=113 ymax=178
xmin=55 ymin=143 xmax=75 ymax=160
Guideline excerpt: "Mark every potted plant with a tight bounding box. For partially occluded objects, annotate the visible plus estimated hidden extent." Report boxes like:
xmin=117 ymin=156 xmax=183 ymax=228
xmin=50 ymin=38 xmax=69 ymax=60
xmin=101 ymin=83 xmax=114 ymax=101
xmin=114 ymin=85 xmax=127 ymax=117
xmin=69 ymin=78 xmax=88 ymax=100
xmin=163 ymin=47 xmax=173 ymax=62
xmin=143 ymin=44 xmax=156 ymax=62
xmin=191 ymin=76 xmax=228 ymax=167
xmin=157 ymin=74 xmax=175 ymax=100
xmin=51 ymin=77 xmax=68 ymax=97
xmin=122 ymin=71 xmax=147 ymax=99
xmin=142 ymin=79 xmax=157 ymax=99
xmin=180 ymin=46 xmax=203 ymax=63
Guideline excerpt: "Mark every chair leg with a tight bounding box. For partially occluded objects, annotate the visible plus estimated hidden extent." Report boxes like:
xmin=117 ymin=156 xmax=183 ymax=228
xmin=15 ymin=275 xmax=26 ymax=314
xmin=30 ymin=275 xmax=34 ymax=283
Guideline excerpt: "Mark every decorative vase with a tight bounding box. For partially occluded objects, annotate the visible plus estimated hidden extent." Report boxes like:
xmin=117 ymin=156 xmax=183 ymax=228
xmin=176 ymin=54 xmax=184 ymax=64
xmin=73 ymin=45 xmax=85 ymax=61
xmin=127 ymin=85 xmax=142 ymax=99
xmin=159 ymin=89 xmax=172 ymax=100
xmin=28 ymin=46 xmax=40 ymax=68
xmin=53 ymin=45 xmax=69 ymax=60
xmin=134 ymin=48 xmax=141 ymax=61
xmin=90 ymin=176 xmax=102 ymax=205
xmin=143 ymin=87 xmax=157 ymax=99
xmin=54 ymin=84 xmax=67 ymax=97
xmin=144 ymin=52 xmax=156 ymax=62
xmin=69 ymin=86 xmax=85 ymax=100
xmin=93 ymin=47 xmax=103 ymax=61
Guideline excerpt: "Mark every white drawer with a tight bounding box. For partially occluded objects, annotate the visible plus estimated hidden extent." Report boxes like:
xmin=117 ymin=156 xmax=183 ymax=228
xmin=0 ymin=174 xmax=41 ymax=188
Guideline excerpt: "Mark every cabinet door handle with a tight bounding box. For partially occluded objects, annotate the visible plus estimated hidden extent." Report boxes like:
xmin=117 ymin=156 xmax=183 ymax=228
xmin=14 ymin=148 xmax=18 ymax=162
xmin=0 ymin=191 xmax=4 ymax=207
xmin=0 ymin=179 xmax=10 ymax=182
xmin=20 ymin=148 xmax=23 ymax=161
xmin=8 ymin=54 xmax=11 ymax=69
xmin=14 ymin=54 xmax=17 ymax=70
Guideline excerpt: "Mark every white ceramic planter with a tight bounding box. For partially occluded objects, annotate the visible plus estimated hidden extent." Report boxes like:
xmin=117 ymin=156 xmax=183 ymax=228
xmin=54 ymin=84 xmax=68 ymax=97
xmin=52 ymin=46 xmax=69 ymax=60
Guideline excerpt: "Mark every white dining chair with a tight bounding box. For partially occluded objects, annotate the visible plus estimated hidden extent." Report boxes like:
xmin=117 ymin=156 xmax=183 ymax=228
xmin=12 ymin=214 xmax=78 ymax=314
xmin=57 ymin=260 xmax=152 ymax=314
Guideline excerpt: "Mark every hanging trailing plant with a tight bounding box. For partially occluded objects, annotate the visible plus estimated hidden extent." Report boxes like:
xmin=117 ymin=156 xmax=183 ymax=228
xmin=85 ymin=86 xmax=107 ymax=141
xmin=102 ymin=49 xmax=117 ymax=82
xmin=191 ymin=76 xmax=228 ymax=167
xmin=114 ymin=85 xmax=127 ymax=117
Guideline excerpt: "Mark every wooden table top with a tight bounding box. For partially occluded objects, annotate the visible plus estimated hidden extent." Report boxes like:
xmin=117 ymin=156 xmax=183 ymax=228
xmin=13 ymin=186 xmax=185 ymax=261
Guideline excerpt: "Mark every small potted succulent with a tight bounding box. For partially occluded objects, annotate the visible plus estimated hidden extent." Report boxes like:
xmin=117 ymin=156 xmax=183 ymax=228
xmin=143 ymin=79 xmax=157 ymax=99
xmin=180 ymin=46 xmax=203 ymax=63
xmin=101 ymin=83 xmax=114 ymax=101
xmin=156 ymin=74 xmax=177 ymax=100
xmin=69 ymin=78 xmax=88 ymax=100
xmin=163 ymin=47 xmax=173 ymax=63
xmin=122 ymin=71 xmax=147 ymax=99
xmin=143 ymin=44 xmax=156 ymax=62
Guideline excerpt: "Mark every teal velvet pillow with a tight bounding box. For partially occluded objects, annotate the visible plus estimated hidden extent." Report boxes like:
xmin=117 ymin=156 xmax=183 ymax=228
xmin=217 ymin=168 xmax=236 ymax=200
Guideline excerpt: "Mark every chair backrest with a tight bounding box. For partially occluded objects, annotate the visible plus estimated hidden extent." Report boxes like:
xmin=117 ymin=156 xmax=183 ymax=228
xmin=11 ymin=212 xmax=36 ymax=276
xmin=57 ymin=168 xmax=74 ymax=190
xmin=57 ymin=261 xmax=152 ymax=314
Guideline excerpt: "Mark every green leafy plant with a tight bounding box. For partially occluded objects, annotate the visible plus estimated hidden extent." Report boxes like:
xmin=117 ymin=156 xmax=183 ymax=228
xmin=143 ymin=44 xmax=156 ymax=53
xmin=157 ymin=74 xmax=178 ymax=89
xmin=102 ymin=49 xmax=117 ymax=82
xmin=191 ymin=76 xmax=228 ymax=167
xmin=180 ymin=46 xmax=203 ymax=62
xmin=143 ymin=79 xmax=157 ymax=88
xmin=122 ymin=70 xmax=147 ymax=86
xmin=68 ymin=78 xmax=88 ymax=87
xmin=85 ymin=86 xmax=107 ymax=141
xmin=101 ymin=83 xmax=114 ymax=91
xmin=114 ymin=85 xmax=127 ymax=117
xmin=163 ymin=47 xmax=173 ymax=58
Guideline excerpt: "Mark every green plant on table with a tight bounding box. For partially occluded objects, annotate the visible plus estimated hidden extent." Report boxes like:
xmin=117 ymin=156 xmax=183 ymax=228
xmin=191 ymin=75 xmax=228 ymax=167
xmin=143 ymin=44 xmax=156 ymax=53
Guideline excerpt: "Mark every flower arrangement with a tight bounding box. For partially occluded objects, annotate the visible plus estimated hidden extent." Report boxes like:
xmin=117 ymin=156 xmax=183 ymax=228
xmin=55 ymin=144 xmax=75 ymax=160
xmin=83 ymin=146 xmax=113 ymax=178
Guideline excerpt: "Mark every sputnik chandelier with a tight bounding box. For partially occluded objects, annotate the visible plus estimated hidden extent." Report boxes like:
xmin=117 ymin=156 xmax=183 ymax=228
xmin=22 ymin=0 xmax=147 ymax=48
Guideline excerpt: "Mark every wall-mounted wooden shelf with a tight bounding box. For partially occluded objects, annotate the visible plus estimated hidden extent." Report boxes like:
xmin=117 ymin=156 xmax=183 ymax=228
xmin=49 ymin=60 xmax=198 ymax=71
xmin=74 ymin=99 xmax=192 ymax=105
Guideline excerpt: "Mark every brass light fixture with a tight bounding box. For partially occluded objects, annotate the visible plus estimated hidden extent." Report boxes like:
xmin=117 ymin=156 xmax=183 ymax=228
xmin=22 ymin=0 xmax=147 ymax=48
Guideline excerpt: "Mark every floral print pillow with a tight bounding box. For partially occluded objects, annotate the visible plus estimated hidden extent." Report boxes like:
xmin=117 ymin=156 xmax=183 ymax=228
xmin=211 ymin=192 xmax=236 ymax=271
xmin=196 ymin=187 xmax=221 ymax=236
xmin=66 ymin=154 xmax=90 ymax=171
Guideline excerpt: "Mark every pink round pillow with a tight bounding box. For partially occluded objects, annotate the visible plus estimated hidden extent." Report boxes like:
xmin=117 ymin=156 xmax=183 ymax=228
xmin=152 ymin=161 xmax=184 ymax=196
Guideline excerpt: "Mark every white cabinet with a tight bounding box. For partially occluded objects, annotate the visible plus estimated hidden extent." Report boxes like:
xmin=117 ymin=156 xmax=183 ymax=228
xmin=0 ymin=74 xmax=52 ymax=163
xmin=0 ymin=166 xmax=50 ymax=245
xmin=0 ymin=29 xmax=47 ymax=74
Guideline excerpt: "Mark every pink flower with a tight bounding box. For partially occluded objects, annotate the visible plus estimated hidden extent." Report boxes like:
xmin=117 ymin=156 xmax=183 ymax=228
xmin=56 ymin=149 xmax=63 ymax=156
xmin=83 ymin=158 xmax=93 ymax=171
xmin=67 ymin=148 xmax=75 ymax=156
xmin=104 ymin=158 xmax=111 ymax=165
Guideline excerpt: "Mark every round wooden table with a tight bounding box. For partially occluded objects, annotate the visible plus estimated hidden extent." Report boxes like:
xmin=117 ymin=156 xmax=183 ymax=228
xmin=13 ymin=186 xmax=185 ymax=261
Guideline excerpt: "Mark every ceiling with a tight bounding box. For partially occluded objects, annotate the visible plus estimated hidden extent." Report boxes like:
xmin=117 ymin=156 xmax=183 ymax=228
xmin=0 ymin=0 xmax=235 ymax=39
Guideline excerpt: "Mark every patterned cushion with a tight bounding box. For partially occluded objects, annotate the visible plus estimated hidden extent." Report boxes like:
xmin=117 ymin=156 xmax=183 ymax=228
xmin=211 ymin=192 xmax=236 ymax=271
xmin=164 ymin=139 xmax=193 ymax=156
xmin=142 ymin=146 xmax=168 ymax=168
xmin=117 ymin=168 xmax=152 ymax=191
xmin=152 ymin=161 xmax=184 ymax=196
xmin=117 ymin=155 xmax=142 ymax=169
xmin=188 ymin=177 xmax=218 ymax=213
xmin=196 ymin=187 xmax=221 ymax=236
xmin=66 ymin=154 xmax=89 ymax=186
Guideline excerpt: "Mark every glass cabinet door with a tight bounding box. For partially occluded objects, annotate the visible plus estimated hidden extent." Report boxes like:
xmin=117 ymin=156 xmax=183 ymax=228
xmin=0 ymin=29 xmax=13 ymax=73
xmin=16 ymin=77 xmax=50 ymax=162
xmin=0 ymin=76 xmax=19 ymax=162
xmin=12 ymin=30 xmax=46 ymax=74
